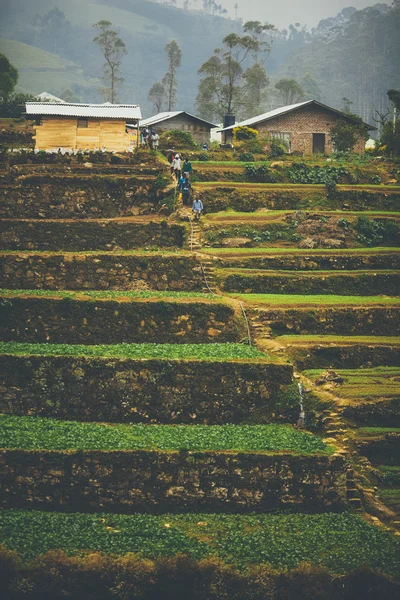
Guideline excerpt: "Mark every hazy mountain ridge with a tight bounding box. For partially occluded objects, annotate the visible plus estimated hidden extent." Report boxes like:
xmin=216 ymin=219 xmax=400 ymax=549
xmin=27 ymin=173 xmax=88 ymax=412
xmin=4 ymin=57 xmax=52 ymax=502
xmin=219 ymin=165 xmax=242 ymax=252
xmin=0 ymin=0 xmax=398 ymax=121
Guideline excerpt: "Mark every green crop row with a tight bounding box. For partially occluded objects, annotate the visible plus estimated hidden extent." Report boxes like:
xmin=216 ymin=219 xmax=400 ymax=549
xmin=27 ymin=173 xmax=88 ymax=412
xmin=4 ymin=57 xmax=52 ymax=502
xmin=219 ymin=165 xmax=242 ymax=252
xmin=0 ymin=416 xmax=331 ymax=454
xmin=0 ymin=342 xmax=267 ymax=361
xmin=1 ymin=510 xmax=399 ymax=575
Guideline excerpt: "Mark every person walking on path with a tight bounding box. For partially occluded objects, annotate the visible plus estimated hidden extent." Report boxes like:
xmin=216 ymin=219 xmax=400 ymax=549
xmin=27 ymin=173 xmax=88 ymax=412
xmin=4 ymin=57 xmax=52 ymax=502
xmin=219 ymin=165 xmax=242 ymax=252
xmin=183 ymin=157 xmax=193 ymax=177
xmin=167 ymin=149 xmax=175 ymax=175
xmin=192 ymin=197 xmax=203 ymax=220
xmin=173 ymin=153 xmax=181 ymax=180
xmin=181 ymin=175 xmax=192 ymax=206
xmin=151 ymin=130 xmax=160 ymax=150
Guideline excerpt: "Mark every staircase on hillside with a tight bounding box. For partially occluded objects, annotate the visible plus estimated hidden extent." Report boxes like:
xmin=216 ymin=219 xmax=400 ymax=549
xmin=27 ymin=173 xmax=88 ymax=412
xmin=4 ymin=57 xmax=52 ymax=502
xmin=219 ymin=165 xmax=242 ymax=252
xmin=189 ymin=219 xmax=202 ymax=251
xmin=200 ymin=259 xmax=217 ymax=294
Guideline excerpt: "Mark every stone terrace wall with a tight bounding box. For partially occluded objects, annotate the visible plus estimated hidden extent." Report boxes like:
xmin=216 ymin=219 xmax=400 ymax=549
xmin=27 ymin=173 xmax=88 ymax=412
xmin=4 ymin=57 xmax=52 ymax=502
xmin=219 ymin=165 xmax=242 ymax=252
xmin=250 ymin=307 xmax=400 ymax=336
xmin=219 ymin=271 xmax=400 ymax=297
xmin=196 ymin=187 xmax=400 ymax=213
xmin=217 ymin=252 xmax=400 ymax=271
xmin=0 ymin=175 xmax=168 ymax=219
xmin=0 ymin=253 xmax=203 ymax=291
xmin=0 ymin=356 xmax=293 ymax=424
xmin=0 ymin=449 xmax=347 ymax=513
xmin=0 ymin=297 xmax=241 ymax=344
xmin=0 ymin=220 xmax=186 ymax=251
xmin=286 ymin=344 xmax=400 ymax=370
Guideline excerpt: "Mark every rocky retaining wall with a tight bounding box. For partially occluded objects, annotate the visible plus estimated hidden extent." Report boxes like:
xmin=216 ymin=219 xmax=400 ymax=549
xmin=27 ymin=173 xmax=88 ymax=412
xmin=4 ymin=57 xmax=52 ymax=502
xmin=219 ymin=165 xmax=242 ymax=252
xmin=250 ymin=307 xmax=400 ymax=336
xmin=216 ymin=252 xmax=400 ymax=271
xmin=0 ymin=220 xmax=186 ymax=251
xmin=0 ymin=253 xmax=202 ymax=291
xmin=0 ymin=175 xmax=168 ymax=218
xmin=0 ymin=355 xmax=293 ymax=424
xmin=218 ymin=271 xmax=400 ymax=296
xmin=0 ymin=297 xmax=241 ymax=344
xmin=286 ymin=344 xmax=400 ymax=370
xmin=0 ymin=449 xmax=347 ymax=513
xmin=196 ymin=187 xmax=400 ymax=213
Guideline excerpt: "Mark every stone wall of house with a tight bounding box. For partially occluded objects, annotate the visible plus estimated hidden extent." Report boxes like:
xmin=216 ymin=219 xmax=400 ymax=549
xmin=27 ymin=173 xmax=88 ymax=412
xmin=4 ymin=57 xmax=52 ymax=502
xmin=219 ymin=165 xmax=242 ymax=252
xmin=0 ymin=220 xmax=186 ymax=251
xmin=256 ymin=104 xmax=367 ymax=154
xmin=0 ymin=253 xmax=203 ymax=291
xmin=0 ymin=449 xmax=348 ymax=513
xmin=0 ymin=355 xmax=293 ymax=424
xmin=155 ymin=115 xmax=212 ymax=145
xmin=0 ymin=297 xmax=241 ymax=344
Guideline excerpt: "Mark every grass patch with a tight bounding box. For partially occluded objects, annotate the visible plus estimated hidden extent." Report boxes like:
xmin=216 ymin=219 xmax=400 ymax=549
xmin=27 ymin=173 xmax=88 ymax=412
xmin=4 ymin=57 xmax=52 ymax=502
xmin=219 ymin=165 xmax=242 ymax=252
xmin=0 ymin=342 xmax=267 ymax=362
xmin=304 ymin=368 xmax=400 ymax=400
xmin=0 ymin=416 xmax=331 ymax=454
xmin=278 ymin=335 xmax=400 ymax=346
xmin=1 ymin=510 xmax=399 ymax=575
xmin=231 ymin=294 xmax=400 ymax=306
xmin=0 ymin=289 xmax=216 ymax=300
xmin=205 ymin=210 xmax=400 ymax=221
xmin=201 ymin=247 xmax=400 ymax=256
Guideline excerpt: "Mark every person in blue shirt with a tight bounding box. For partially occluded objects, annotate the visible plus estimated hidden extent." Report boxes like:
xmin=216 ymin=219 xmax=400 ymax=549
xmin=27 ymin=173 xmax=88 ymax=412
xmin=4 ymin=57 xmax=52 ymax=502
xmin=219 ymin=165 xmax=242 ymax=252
xmin=192 ymin=197 xmax=203 ymax=220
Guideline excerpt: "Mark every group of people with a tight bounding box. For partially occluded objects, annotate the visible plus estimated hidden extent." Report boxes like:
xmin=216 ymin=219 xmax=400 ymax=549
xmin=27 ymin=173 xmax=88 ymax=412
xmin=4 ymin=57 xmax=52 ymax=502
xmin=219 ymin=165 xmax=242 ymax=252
xmin=167 ymin=150 xmax=203 ymax=220
xmin=141 ymin=128 xmax=159 ymax=150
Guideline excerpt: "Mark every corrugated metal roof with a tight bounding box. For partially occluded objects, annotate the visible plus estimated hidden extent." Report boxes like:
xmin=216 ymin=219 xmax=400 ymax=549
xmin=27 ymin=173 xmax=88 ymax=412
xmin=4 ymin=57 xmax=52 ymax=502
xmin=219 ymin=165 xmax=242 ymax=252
xmin=137 ymin=111 xmax=217 ymax=128
xmin=219 ymin=100 xmax=376 ymax=131
xmin=25 ymin=102 xmax=142 ymax=120
xmin=36 ymin=92 xmax=66 ymax=103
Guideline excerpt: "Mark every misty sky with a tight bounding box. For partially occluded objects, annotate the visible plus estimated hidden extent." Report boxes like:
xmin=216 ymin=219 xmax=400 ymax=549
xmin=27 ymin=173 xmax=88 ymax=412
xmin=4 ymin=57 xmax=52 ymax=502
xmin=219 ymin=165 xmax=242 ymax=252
xmin=225 ymin=0 xmax=380 ymax=28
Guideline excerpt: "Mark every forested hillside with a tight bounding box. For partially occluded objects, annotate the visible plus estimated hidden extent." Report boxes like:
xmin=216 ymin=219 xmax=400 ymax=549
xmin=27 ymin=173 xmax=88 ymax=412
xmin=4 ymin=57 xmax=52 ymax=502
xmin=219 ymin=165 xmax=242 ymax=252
xmin=0 ymin=0 xmax=399 ymax=121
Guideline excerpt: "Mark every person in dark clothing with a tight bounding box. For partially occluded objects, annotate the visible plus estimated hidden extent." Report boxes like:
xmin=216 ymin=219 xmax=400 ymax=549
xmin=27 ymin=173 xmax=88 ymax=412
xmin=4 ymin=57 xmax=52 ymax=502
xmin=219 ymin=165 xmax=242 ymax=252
xmin=181 ymin=176 xmax=192 ymax=206
xmin=183 ymin=157 xmax=193 ymax=176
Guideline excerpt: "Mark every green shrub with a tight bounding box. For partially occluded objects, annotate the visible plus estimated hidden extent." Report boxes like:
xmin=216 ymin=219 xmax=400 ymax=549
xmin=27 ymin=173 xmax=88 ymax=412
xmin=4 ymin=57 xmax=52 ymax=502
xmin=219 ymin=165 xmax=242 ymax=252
xmin=233 ymin=126 xmax=259 ymax=141
xmin=198 ymin=153 xmax=209 ymax=161
xmin=288 ymin=162 xmax=349 ymax=184
xmin=239 ymin=152 xmax=254 ymax=162
xmin=269 ymin=142 xmax=286 ymax=158
xmin=355 ymin=216 xmax=399 ymax=246
xmin=159 ymin=130 xmax=199 ymax=150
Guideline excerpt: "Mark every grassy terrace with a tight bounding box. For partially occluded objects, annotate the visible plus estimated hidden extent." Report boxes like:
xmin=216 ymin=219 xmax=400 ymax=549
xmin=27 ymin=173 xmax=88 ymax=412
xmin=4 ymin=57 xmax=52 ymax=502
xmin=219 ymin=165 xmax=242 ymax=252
xmin=0 ymin=289 xmax=216 ymax=301
xmin=0 ymin=342 xmax=268 ymax=362
xmin=230 ymin=294 xmax=400 ymax=306
xmin=303 ymin=367 xmax=400 ymax=399
xmin=194 ymin=182 xmax=400 ymax=190
xmin=0 ymin=416 xmax=331 ymax=454
xmin=1 ymin=510 xmax=399 ymax=574
xmin=201 ymin=247 xmax=400 ymax=256
xmin=204 ymin=210 xmax=400 ymax=221
xmin=277 ymin=335 xmax=400 ymax=346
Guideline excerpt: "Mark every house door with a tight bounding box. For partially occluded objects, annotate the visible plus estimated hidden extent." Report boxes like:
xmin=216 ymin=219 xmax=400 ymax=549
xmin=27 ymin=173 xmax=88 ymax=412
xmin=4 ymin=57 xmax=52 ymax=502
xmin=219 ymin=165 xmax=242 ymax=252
xmin=312 ymin=133 xmax=325 ymax=153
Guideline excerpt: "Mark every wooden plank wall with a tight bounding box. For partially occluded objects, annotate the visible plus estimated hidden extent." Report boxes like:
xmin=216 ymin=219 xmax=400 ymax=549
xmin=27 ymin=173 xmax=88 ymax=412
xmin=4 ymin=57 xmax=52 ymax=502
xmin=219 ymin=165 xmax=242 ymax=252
xmin=34 ymin=118 xmax=134 ymax=151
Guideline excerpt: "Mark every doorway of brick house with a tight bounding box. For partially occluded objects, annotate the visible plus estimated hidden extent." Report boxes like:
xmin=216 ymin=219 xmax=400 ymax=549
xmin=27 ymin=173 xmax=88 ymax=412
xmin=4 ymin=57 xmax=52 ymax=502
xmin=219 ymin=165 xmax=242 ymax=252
xmin=312 ymin=133 xmax=326 ymax=153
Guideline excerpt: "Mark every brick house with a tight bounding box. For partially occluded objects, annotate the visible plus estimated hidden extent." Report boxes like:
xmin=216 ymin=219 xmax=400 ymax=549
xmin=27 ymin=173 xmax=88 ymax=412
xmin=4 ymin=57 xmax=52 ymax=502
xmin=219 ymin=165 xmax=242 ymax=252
xmin=136 ymin=111 xmax=218 ymax=145
xmin=219 ymin=100 xmax=375 ymax=154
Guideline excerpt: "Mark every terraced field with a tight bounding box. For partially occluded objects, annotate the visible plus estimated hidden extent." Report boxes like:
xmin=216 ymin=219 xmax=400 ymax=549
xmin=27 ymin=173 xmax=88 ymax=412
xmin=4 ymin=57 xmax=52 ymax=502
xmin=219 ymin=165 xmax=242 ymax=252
xmin=0 ymin=153 xmax=399 ymax=596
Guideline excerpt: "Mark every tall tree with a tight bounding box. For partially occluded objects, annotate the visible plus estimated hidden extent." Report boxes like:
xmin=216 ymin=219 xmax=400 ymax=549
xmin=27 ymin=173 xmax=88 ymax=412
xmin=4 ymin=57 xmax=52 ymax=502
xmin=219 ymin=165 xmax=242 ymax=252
xmin=148 ymin=82 xmax=165 ymax=113
xmin=275 ymin=78 xmax=304 ymax=105
xmin=196 ymin=32 xmax=258 ymax=120
xmin=0 ymin=53 xmax=18 ymax=104
xmin=92 ymin=20 xmax=127 ymax=104
xmin=162 ymin=40 xmax=182 ymax=111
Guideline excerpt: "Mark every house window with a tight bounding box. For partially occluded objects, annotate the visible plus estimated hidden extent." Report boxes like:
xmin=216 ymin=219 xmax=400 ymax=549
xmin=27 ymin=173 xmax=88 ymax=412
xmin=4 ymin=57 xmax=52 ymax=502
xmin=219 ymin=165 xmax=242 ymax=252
xmin=77 ymin=118 xmax=88 ymax=128
xmin=270 ymin=131 xmax=291 ymax=152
